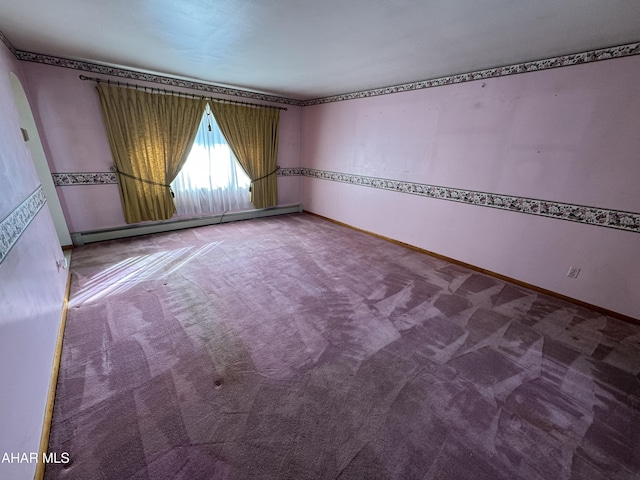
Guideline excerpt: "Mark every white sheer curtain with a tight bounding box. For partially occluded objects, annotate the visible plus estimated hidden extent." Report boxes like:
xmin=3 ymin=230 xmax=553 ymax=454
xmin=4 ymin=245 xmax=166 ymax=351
xmin=171 ymin=104 xmax=252 ymax=216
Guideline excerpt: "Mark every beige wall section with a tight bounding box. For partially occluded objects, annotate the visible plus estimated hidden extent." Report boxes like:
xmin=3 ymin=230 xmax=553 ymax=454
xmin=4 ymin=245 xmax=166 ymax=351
xmin=9 ymin=72 xmax=71 ymax=246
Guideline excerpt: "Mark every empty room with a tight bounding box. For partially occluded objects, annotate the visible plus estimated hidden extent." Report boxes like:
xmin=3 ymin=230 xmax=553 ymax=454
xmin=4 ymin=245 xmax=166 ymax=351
xmin=0 ymin=1 xmax=639 ymax=479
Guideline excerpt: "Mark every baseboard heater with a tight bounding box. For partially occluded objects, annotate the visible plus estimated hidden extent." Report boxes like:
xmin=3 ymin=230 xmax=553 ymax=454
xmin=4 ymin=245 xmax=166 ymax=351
xmin=70 ymin=204 xmax=303 ymax=246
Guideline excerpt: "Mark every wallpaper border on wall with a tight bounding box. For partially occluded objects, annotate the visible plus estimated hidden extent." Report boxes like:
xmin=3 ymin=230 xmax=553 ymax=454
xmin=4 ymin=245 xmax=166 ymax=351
xmin=15 ymin=51 xmax=305 ymax=107
xmin=52 ymin=172 xmax=117 ymax=186
xmin=5 ymin=28 xmax=638 ymax=107
xmin=0 ymin=186 xmax=46 ymax=265
xmin=52 ymin=170 xmax=302 ymax=186
xmin=301 ymin=168 xmax=640 ymax=234
xmin=301 ymin=42 xmax=640 ymax=106
xmin=0 ymin=30 xmax=18 ymax=57
xmin=278 ymin=168 xmax=305 ymax=177
xmin=48 ymin=169 xmax=640 ymax=233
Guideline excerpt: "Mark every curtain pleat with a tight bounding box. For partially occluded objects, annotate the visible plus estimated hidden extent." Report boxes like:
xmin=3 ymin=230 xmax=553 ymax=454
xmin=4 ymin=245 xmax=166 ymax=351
xmin=209 ymin=102 xmax=279 ymax=209
xmin=96 ymin=84 xmax=206 ymax=223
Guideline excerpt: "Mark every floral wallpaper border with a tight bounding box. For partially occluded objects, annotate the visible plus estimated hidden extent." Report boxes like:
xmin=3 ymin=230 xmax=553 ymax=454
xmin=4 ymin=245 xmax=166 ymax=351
xmin=0 ymin=30 xmax=18 ymax=57
xmin=50 ymin=168 xmax=639 ymax=233
xmin=277 ymin=168 xmax=305 ymax=177
xmin=52 ymin=172 xmax=117 ymax=186
xmin=301 ymin=42 xmax=640 ymax=106
xmin=52 ymin=170 xmax=303 ymax=186
xmin=300 ymin=168 xmax=639 ymax=234
xmin=2 ymin=25 xmax=637 ymax=107
xmin=51 ymin=168 xmax=302 ymax=187
xmin=0 ymin=186 xmax=46 ymax=265
xmin=14 ymin=51 xmax=304 ymax=107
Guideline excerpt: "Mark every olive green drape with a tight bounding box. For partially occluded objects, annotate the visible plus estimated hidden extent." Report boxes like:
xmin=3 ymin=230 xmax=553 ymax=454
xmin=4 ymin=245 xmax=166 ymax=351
xmin=209 ymin=102 xmax=280 ymax=209
xmin=96 ymin=84 xmax=206 ymax=223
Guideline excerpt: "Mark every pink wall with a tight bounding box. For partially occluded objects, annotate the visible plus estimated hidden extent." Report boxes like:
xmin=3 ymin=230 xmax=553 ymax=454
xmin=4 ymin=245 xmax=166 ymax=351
xmin=9 ymin=46 xmax=640 ymax=321
xmin=301 ymin=56 xmax=640 ymax=319
xmin=0 ymin=45 xmax=68 ymax=479
xmin=21 ymin=62 xmax=303 ymax=232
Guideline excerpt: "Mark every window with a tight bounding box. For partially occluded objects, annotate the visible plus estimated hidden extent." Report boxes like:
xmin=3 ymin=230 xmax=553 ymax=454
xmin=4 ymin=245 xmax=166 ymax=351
xmin=171 ymin=104 xmax=252 ymax=216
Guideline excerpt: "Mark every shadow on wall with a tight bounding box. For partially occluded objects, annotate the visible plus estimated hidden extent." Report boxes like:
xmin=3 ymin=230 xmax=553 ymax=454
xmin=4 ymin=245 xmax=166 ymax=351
xmin=9 ymin=72 xmax=71 ymax=246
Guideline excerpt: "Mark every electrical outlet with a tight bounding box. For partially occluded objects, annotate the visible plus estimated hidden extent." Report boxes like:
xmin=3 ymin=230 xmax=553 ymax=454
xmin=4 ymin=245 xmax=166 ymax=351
xmin=567 ymin=266 xmax=580 ymax=279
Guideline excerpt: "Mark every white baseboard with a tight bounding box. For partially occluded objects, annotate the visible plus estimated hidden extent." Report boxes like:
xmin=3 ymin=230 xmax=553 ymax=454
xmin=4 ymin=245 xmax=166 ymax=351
xmin=71 ymin=204 xmax=303 ymax=245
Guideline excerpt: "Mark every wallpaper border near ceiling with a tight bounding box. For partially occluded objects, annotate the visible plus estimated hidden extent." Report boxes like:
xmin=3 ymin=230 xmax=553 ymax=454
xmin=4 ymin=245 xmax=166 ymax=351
xmin=0 ymin=30 xmax=18 ymax=57
xmin=302 ymin=42 xmax=640 ymax=105
xmin=1 ymin=25 xmax=637 ymax=106
xmin=0 ymin=186 xmax=46 ymax=265
xmin=14 ymin=50 xmax=305 ymax=106
xmin=52 ymin=170 xmax=639 ymax=234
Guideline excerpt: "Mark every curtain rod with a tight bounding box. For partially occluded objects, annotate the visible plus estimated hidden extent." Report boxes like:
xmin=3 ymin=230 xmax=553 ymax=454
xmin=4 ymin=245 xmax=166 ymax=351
xmin=78 ymin=75 xmax=287 ymax=111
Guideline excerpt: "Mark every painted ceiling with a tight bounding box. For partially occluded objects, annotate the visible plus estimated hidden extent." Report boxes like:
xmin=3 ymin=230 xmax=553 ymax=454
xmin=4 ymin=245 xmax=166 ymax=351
xmin=0 ymin=0 xmax=639 ymax=100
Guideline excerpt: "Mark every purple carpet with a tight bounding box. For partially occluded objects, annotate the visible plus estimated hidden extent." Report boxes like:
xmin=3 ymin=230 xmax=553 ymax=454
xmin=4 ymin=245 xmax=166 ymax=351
xmin=45 ymin=213 xmax=640 ymax=479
